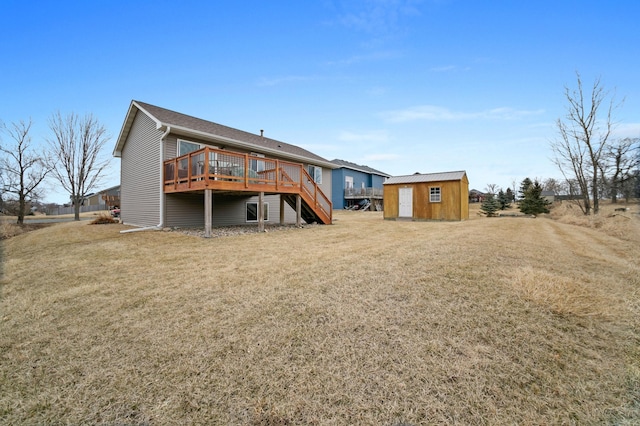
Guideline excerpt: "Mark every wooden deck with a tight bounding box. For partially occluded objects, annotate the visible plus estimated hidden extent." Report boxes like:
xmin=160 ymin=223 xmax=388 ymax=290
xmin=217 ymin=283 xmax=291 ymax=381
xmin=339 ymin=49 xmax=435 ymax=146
xmin=163 ymin=147 xmax=332 ymax=224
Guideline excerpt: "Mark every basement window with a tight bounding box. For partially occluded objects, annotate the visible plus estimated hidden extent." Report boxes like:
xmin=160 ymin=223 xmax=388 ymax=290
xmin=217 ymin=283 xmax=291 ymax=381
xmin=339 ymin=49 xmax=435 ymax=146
xmin=430 ymin=187 xmax=441 ymax=203
xmin=246 ymin=202 xmax=269 ymax=222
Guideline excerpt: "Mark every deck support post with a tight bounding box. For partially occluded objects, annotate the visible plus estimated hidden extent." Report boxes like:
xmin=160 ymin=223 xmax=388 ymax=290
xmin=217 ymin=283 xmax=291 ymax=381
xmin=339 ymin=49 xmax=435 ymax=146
xmin=279 ymin=195 xmax=285 ymax=225
xmin=204 ymin=189 xmax=212 ymax=238
xmin=258 ymin=191 xmax=265 ymax=232
xmin=296 ymin=194 xmax=302 ymax=227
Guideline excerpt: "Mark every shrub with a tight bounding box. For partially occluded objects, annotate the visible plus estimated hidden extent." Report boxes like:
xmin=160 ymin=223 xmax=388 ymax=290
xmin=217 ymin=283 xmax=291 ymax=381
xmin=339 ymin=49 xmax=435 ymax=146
xmin=90 ymin=214 xmax=119 ymax=225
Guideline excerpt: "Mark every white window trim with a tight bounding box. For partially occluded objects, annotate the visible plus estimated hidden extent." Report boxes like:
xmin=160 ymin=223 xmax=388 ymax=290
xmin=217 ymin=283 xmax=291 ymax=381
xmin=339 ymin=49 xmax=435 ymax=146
xmin=177 ymin=139 xmax=202 ymax=156
xmin=308 ymin=165 xmax=322 ymax=184
xmin=429 ymin=186 xmax=441 ymax=203
xmin=246 ymin=202 xmax=269 ymax=222
xmin=345 ymin=176 xmax=353 ymax=189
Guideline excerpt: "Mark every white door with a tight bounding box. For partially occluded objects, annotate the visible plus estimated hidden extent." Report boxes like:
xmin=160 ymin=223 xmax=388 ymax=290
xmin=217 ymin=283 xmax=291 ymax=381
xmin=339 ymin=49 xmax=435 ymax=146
xmin=398 ymin=187 xmax=413 ymax=217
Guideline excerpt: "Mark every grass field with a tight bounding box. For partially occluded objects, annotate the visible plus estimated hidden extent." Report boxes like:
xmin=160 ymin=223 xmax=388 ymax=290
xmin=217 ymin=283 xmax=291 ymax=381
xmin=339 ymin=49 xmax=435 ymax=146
xmin=1 ymin=203 xmax=639 ymax=424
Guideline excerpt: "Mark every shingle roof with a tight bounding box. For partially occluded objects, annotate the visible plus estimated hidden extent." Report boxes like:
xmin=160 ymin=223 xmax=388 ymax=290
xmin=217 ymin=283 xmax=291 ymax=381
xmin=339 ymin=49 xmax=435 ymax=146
xmin=384 ymin=171 xmax=467 ymax=185
xmin=330 ymin=159 xmax=390 ymax=177
xmin=114 ymin=100 xmax=335 ymax=167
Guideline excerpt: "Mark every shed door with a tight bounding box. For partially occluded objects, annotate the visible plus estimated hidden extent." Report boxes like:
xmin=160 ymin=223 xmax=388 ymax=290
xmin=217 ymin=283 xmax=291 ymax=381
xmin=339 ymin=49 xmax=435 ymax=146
xmin=398 ymin=187 xmax=413 ymax=217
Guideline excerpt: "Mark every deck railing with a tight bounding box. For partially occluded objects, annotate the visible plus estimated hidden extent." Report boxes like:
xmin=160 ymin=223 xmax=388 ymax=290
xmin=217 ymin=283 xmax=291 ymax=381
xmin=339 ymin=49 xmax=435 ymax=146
xmin=163 ymin=146 xmax=331 ymax=223
xmin=344 ymin=187 xmax=384 ymax=198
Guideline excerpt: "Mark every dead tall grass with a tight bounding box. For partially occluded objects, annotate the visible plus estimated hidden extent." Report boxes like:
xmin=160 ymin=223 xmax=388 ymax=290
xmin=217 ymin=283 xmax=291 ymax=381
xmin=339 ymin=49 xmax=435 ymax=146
xmin=1 ymin=211 xmax=639 ymax=424
xmin=550 ymin=201 xmax=640 ymax=242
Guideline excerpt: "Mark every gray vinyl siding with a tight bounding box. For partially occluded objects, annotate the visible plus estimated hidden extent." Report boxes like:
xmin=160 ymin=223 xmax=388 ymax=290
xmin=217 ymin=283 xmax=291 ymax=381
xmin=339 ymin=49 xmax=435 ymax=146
xmin=319 ymin=167 xmax=332 ymax=201
xmin=165 ymin=193 xmax=297 ymax=228
xmin=165 ymin=192 xmax=204 ymax=227
xmin=120 ymin=111 xmax=161 ymax=227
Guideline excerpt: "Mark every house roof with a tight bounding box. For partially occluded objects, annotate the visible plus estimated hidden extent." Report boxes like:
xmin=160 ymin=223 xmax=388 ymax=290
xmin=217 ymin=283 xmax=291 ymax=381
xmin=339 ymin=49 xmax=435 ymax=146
xmin=330 ymin=159 xmax=390 ymax=177
xmin=113 ymin=101 xmax=336 ymax=168
xmin=384 ymin=171 xmax=467 ymax=185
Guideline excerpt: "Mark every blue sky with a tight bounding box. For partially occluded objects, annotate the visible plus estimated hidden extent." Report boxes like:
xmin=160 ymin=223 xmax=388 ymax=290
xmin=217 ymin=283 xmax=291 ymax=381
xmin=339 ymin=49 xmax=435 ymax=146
xmin=1 ymin=0 xmax=639 ymax=204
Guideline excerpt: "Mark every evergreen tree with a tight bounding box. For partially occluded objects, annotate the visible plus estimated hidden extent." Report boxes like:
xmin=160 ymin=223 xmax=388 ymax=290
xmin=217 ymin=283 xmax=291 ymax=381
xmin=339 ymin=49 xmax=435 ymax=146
xmin=519 ymin=179 xmax=551 ymax=215
xmin=497 ymin=190 xmax=512 ymax=210
xmin=505 ymin=188 xmax=515 ymax=203
xmin=480 ymin=193 xmax=501 ymax=217
xmin=518 ymin=178 xmax=533 ymax=200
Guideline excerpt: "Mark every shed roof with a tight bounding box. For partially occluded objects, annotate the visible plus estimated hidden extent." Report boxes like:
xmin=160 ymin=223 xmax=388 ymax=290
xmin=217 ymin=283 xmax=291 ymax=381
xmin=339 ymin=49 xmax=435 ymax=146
xmin=330 ymin=159 xmax=390 ymax=177
xmin=384 ymin=171 xmax=467 ymax=185
xmin=113 ymin=101 xmax=336 ymax=168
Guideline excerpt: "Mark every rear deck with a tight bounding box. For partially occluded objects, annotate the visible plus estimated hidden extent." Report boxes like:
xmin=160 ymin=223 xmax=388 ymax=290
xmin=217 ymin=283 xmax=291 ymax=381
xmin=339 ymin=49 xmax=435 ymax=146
xmin=163 ymin=147 xmax=332 ymax=229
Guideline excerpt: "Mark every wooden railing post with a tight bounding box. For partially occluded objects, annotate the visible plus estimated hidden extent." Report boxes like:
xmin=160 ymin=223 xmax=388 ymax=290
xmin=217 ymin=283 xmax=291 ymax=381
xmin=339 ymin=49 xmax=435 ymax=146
xmin=275 ymin=159 xmax=279 ymax=190
xmin=173 ymin=159 xmax=178 ymax=190
xmin=204 ymin=147 xmax=209 ymax=182
xmin=244 ymin=154 xmax=249 ymax=188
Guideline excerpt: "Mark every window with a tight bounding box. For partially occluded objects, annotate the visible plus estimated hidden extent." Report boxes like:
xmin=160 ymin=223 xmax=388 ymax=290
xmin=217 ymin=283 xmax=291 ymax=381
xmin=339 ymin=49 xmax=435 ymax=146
xmin=178 ymin=139 xmax=201 ymax=156
xmin=430 ymin=187 xmax=441 ymax=203
xmin=308 ymin=165 xmax=322 ymax=184
xmin=250 ymin=152 xmax=265 ymax=173
xmin=246 ymin=202 xmax=269 ymax=222
xmin=345 ymin=176 xmax=353 ymax=189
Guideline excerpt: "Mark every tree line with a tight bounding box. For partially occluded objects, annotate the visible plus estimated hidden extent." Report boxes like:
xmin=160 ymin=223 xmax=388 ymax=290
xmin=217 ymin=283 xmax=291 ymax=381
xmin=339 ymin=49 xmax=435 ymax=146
xmin=481 ymin=73 xmax=639 ymax=217
xmin=551 ymin=73 xmax=640 ymax=215
xmin=480 ymin=178 xmax=552 ymax=217
xmin=0 ymin=113 xmax=110 ymax=224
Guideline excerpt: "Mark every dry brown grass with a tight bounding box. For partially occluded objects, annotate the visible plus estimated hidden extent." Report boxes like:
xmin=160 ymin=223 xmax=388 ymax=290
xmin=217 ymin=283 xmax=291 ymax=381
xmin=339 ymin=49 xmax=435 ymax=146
xmin=1 ymin=208 xmax=639 ymax=424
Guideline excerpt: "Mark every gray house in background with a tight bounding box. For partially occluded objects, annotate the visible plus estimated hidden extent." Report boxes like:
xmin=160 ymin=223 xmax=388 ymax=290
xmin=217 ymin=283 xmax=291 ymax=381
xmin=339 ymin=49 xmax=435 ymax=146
xmin=113 ymin=101 xmax=335 ymax=234
xmin=541 ymin=190 xmax=555 ymax=203
xmin=330 ymin=159 xmax=390 ymax=210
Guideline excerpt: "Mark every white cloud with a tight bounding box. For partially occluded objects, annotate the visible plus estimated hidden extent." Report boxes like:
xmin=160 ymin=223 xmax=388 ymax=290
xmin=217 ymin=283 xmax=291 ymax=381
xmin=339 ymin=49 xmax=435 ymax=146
xmin=429 ymin=65 xmax=457 ymax=72
xmin=613 ymin=122 xmax=640 ymax=138
xmin=362 ymin=153 xmax=402 ymax=161
xmin=380 ymin=105 xmax=546 ymax=122
xmin=333 ymin=0 xmax=423 ymax=34
xmin=325 ymin=50 xmax=401 ymax=66
xmin=338 ymin=130 xmax=389 ymax=142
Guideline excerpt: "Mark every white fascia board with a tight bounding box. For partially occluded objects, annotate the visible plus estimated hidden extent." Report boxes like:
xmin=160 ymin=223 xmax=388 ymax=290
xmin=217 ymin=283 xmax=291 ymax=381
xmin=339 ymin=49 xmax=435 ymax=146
xmin=112 ymin=101 xmax=163 ymax=157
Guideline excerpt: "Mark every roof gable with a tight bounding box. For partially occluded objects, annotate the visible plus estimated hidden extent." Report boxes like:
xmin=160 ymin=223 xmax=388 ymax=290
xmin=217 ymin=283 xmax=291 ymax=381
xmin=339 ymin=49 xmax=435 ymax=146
xmin=113 ymin=101 xmax=335 ymax=167
xmin=384 ymin=171 xmax=467 ymax=185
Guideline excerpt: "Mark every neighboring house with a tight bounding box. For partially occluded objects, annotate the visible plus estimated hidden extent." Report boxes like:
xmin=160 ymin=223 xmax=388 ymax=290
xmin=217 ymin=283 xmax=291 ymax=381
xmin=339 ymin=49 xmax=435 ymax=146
xmin=383 ymin=171 xmax=469 ymax=221
xmin=330 ymin=159 xmax=390 ymax=211
xmin=85 ymin=185 xmax=121 ymax=209
xmin=468 ymin=189 xmax=486 ymax=203
xmin=113 ymin=101 xmax=336 ymax=235
xmin=541 ymin=190 xmax=555 ymax=203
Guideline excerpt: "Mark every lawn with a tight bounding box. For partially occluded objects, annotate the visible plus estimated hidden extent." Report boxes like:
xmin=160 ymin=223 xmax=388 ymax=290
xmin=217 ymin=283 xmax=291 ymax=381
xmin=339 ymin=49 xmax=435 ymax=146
xmin=1 ymin=204 xmax=639 ymax=424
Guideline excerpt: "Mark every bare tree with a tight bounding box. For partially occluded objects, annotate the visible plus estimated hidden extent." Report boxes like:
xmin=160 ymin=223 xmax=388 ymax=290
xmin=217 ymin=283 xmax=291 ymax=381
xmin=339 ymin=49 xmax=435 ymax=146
xmin=551 ymin=73 xmax=618 ymax=215
xmin=542 ymin=177 xmax=565 ymax=195
xmin=484 ymin=183 xmax=499 ymax=195
xmin=45 ymin=112 xmax=111 ymax=221
xmin=0 ymin=119 xmax=51 ymax=224
xmin=600 ymin=137 xmax=639 ymax=203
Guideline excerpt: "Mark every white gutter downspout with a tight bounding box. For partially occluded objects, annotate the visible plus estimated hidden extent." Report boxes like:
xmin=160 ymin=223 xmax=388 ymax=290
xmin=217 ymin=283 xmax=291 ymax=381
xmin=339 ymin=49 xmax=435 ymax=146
xmin=121 ymin=125 xmax=171 ymax=234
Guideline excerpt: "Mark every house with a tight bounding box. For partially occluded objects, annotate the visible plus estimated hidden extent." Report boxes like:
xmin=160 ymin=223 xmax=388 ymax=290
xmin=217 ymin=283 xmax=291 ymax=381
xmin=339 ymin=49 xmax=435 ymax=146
xmin=468 ymin=189 xmax=485 ymax=203
xmin=330 ymin=159 xmax=390 ymax=211
xmin=541 ymin=190 xmax=555 ymax=203
xmin=84 ymin=185 xmax=121 ymax=209
xmin=113 ymin=101 xmax=336 ymax=236
xmin=383 ymin=171 xmax=469 ymax=221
